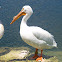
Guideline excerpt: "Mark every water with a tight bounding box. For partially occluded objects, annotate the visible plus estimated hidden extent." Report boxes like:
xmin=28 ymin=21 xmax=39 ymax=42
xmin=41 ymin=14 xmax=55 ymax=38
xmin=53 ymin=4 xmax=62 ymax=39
xmin=0 ymin=0 xmax=62 ymax=50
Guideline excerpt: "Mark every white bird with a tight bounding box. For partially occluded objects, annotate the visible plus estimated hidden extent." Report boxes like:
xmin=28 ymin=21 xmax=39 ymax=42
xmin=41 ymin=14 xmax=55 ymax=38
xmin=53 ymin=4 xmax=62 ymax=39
xmin=10 ymin=5 xmax=57 ymax=61
xmin=0 ymin=23 xmax=4 ymax=39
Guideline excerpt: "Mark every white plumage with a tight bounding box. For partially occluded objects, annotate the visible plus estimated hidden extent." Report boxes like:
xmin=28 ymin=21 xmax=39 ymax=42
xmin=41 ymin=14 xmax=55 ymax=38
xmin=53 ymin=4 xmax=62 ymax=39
xmin=0 ymin=24 xmax=4 ymax=39
xmin=20 ymin=5 xmax=57 ymax=49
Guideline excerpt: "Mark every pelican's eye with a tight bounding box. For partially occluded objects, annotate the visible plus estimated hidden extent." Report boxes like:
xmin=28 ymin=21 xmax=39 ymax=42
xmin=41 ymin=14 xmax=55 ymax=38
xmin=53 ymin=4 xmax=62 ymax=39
xmin=21 ymin=8 xmax=24 ymax=11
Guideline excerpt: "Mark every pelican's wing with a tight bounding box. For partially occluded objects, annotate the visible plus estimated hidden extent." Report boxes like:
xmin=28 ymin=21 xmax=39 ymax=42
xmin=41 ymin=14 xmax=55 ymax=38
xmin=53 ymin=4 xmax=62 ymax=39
xmin=30 ymin=26 xmax=54 ymax=45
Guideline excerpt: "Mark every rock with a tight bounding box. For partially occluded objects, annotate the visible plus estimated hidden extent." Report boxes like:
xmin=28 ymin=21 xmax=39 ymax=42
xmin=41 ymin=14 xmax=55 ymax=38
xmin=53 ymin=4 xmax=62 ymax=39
xmin=0 ymin=50 xmax=29 ymax=61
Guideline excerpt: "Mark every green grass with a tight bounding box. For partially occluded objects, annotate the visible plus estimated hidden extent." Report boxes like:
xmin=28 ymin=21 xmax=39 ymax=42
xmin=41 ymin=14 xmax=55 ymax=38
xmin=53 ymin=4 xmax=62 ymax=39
xmin=0 ymin=47 xmax=62 ymax=62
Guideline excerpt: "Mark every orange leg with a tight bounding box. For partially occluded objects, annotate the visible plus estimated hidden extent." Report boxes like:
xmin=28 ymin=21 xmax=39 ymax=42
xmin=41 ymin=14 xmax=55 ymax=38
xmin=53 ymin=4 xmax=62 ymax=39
xmin=30 ymin=48 xmax=39 ymax=59
xmin=36 ymin=50 xmax=43 ymax=61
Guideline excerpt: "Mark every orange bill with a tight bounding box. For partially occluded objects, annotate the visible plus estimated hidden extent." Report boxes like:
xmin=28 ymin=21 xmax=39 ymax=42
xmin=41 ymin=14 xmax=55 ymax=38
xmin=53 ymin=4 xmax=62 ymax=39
xmin=10 ymin=8 xmax=26 ymax=24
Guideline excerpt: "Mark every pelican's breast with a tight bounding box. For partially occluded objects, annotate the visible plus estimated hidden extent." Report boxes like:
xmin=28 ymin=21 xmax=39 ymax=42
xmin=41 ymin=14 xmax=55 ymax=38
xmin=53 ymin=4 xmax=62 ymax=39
xmin=20 ymin=26 xmax=36 ymax=47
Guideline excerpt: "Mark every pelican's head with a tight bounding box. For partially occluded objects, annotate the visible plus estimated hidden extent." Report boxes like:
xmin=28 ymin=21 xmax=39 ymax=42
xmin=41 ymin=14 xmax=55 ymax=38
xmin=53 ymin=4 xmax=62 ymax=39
xmin=22 ymin=5 xmax=33 ymax=15
xmin=10 ymin=5 xmax=33 ymax=24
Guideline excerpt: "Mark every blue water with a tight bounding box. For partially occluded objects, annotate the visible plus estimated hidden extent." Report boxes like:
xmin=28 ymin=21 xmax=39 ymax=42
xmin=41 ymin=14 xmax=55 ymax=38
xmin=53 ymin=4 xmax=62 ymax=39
xmin=0 ymin=0 xmax=62 ymax=50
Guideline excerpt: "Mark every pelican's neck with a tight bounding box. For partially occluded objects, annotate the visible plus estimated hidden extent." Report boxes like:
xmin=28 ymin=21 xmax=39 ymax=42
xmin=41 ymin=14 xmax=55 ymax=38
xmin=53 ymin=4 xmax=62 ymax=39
xmin=21 ymin=14 xmax=32 ymax=27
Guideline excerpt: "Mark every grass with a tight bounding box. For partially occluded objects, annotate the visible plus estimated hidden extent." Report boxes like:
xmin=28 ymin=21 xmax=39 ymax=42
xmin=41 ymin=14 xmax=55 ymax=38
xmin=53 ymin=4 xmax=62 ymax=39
xmin=0 ymin=47 xmax=62 ymax=62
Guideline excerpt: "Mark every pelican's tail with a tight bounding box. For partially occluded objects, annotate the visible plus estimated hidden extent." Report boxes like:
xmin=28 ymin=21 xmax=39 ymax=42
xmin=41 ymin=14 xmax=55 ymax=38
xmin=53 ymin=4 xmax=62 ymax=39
xmin=53 ymin=39 xmax=57 ymax=48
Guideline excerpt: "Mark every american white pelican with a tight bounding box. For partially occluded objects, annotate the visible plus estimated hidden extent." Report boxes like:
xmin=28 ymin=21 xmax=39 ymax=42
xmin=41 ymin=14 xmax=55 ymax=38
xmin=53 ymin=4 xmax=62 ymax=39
xmin=0 ymin=23 xmax=4 ymax=39
xmin=10 ymin=5 xmax=57 ymax=61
